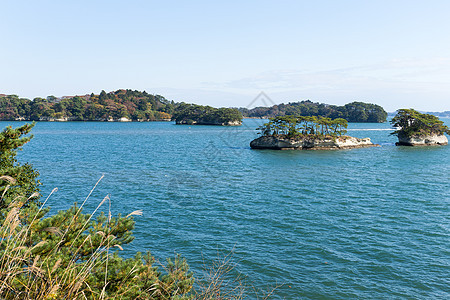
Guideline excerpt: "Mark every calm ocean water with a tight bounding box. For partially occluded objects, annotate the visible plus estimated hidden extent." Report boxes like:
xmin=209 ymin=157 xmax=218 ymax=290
xmin=3 ymin=119 xmax=449 ymax=299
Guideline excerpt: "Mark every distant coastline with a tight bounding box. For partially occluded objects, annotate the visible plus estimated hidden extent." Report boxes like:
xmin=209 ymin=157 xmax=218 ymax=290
xmin=11 ymin=117 xmax=172 ymax=122
xmin=0 ymin=90 xmax=242 ymax=125
xmin=3 ymin=89 xmax=449 ymax=124
xmin=388 ymin=111 xmax=450 ymax=118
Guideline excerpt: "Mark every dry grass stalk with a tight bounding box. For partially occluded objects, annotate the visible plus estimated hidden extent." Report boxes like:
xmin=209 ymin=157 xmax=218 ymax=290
xmin=194 ymin=250 xmax=246 ymax=300
xmin=193 ymin=250 xmax=282 ymax=300
xmin=126 ymin=210 xmax=143 ymax=218
xmin=0 ymin=176 xmax=132 ymax=299
xmin=0 ymin=176 xmax=16 ymax=185
xmin=0 ymin=175 xmax=278 ymax=299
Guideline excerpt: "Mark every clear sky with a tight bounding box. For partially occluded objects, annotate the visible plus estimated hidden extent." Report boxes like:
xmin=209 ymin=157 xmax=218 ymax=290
xmin=1 ymin=0 xmax=450 ymax=111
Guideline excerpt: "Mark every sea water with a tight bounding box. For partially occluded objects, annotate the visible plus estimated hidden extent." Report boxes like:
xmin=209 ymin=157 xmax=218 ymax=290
xmin=4 ymin=119 xmax=449 ymax=299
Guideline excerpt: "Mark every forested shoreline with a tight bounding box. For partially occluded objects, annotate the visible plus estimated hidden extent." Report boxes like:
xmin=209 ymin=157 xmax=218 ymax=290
xmin=0 ymin=90 xmax=173 ymax=122
xmin=0 ymin=89 xmax=245 ymax=126
xmin=1 ymin=90 xmax=389 ymax=123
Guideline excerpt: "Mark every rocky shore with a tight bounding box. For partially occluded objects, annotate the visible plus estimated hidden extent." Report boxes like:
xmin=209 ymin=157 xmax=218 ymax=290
xmin=250 ymin=135 xmax=378 ymax=150
xmin=396 ymin=132 xmax=448 ymax=146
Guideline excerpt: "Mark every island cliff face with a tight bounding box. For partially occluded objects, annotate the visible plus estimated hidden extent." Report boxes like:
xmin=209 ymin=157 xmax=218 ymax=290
xmin=396 ymin=132 xmax=448 ymax=146
xmin=391 ymin=109 xmax=449 ymax=146
xmin=250 ymin=135 xmax=377 ymax=150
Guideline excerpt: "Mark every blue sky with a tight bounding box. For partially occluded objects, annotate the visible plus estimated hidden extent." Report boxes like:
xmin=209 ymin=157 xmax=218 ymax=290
xmin=1 ymin=0 xmax=450 ymax=111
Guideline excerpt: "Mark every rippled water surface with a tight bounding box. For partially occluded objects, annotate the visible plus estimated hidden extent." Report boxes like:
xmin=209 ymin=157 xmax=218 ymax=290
xmin=4 ymin=119 xmax=450 ymax=299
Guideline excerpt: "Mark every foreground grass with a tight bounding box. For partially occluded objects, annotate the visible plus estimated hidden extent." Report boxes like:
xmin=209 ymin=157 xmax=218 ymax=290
xmin=0 ymin=175 xmax=278 ymax=299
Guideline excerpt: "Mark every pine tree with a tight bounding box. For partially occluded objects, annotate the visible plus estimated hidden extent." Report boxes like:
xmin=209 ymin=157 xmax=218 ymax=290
xmin=391 ymin=109 xmax=450 ymax=137
xmin=0 ymin=123 xmax=41 ymax=212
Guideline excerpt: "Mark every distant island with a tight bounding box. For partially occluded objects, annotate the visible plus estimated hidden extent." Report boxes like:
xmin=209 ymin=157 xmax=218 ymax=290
xmin=387 ymin=110 xmax=450 ymax=118
xmin=239 ymin=100 xmax=388 ymax=123
xmin=424 ymin=111 xmax=450 ymax=118
xmin=0 ymin=90 xmax=242 ymax=125
xmin=391 ymin=109 xmax=449 ymax=146
xmin=250 ymin=115 xmax=377 ymax=150
xmin=172 ymin=103 xmax=242 ymax=126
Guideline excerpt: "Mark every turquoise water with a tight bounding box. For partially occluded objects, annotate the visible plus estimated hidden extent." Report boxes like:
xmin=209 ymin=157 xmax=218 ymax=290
xmin=3 ymin=120 xmax=450 ymax=299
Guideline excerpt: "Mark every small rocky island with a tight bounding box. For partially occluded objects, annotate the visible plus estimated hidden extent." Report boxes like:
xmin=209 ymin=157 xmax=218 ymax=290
xmin=391 ymin=109 xmax=449 ymax=146
xmin=172 ymin=103 xmax=242 ymax=126
xmin=250 ymin=116 xmax=378 ymax=150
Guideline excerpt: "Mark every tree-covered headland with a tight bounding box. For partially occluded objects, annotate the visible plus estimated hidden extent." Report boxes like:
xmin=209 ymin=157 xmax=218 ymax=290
xmin=240 ymin=101 xmax=387 ymax=123
xmin=258 ymin=115 xmax=348 ymax=139
xmin=0 ymin=90 xmax=243 ymax=126
xmin=391 ymin=109 xmax=450 ymax=137
xmin=0 ymin=90 xmax=173 ymax=121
